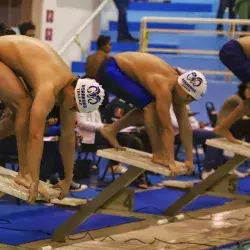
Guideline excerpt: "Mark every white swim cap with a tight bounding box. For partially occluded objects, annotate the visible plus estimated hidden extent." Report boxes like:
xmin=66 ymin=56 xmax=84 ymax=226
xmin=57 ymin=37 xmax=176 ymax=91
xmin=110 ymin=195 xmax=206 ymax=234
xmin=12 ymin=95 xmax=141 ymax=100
xmin=74 ymin=78 xmax=105 ymax=113
xmin=177 ymin=70 xmax=207 ymax=100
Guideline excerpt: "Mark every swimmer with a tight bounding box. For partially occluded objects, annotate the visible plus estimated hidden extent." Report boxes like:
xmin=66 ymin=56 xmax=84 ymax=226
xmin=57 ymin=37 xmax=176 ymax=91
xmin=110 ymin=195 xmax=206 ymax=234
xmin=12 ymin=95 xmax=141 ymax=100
xmin=96 ymin=52 xmax=207 ymax=177
xmin=214 ymin=100 xmax=250 ymax=143
xmin=215 ymin=37 xmax=250 ymax=142
xmin=219 ymin=36 xmax=250 ymax=85
xmin=0 ymin=35 xmax=104 ymax=203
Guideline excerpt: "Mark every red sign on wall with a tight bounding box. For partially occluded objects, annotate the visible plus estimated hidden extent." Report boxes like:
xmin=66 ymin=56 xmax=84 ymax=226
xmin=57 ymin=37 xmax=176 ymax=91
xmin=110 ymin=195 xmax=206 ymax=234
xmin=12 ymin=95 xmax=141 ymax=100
xmin=45 ymin=28 xmax=53 ymax=41
xmin=46 ymin=10 xmax=54 ymax=23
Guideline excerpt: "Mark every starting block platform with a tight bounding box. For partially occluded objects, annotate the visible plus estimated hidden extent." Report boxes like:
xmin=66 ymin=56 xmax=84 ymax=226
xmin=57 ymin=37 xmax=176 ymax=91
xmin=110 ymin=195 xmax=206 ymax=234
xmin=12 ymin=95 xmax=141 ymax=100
xmin=96 ymin=147 xmax=187 ymax=176
xmin=161 ymin=180 xmax=201 ymax=189
xmin=0 ymin=167 xmax=87 ymax=207
xmin=162 ymin=138 xmax=250 ymax=217
xmin=206 ymin=138 xmax=250 ymax=157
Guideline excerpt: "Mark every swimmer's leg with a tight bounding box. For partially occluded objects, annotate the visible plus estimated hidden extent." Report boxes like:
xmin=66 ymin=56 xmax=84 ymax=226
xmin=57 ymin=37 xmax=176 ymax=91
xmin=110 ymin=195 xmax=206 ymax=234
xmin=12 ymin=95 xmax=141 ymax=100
xmin=100 ymin=108 xmax=144 ymax=149
xmin=13 ymin=97 xmax=32 ymax=187
xmin=0 ymin=62 xmax=31 ymax=187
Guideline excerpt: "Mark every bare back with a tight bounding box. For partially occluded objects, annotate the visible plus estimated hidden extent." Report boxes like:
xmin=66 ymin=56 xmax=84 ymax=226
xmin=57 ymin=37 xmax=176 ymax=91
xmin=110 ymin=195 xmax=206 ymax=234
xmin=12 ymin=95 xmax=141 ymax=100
xmin=0 ymin=35 xmax=74 ymax=93
xmin=113 ymin=52 xmax=178 ymax=95
xmin=86 ymin=51 xmax=109 ymax=79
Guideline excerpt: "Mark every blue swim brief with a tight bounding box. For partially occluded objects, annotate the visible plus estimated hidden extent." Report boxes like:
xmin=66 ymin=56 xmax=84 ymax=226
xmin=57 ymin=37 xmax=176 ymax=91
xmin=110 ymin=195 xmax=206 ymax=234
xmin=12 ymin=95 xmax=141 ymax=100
xmin=219 ymin=40 xmax=250 ymax=84
xmin=96 ymin=57 xmax=154 ymax=108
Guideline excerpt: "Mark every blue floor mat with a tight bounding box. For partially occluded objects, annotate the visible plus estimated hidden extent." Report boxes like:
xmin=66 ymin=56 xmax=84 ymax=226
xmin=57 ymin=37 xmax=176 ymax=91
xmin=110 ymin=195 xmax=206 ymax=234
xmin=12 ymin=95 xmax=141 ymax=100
xmin=2 ymin=155 xmax=250 ymax=246
xmin=2 ymin=174 xmax=249 ymax=246
xmin=0 ymin=206 xmax=140 ymax=245
xmin=134 ymin=189 xmax=231 ymax=215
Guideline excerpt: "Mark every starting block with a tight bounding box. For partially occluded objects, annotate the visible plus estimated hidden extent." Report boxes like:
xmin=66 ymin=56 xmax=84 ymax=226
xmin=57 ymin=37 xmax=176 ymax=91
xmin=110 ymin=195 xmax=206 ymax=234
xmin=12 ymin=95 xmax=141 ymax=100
xmin=52 ymin=148 xmax=186 ymax=242
xmin=0 ymin=167 xmax=86 ymax=207
xmin=161 ymin=180 xmax=201 ymax=189
xmin=163 ymin=138 xmax=250 ymax=217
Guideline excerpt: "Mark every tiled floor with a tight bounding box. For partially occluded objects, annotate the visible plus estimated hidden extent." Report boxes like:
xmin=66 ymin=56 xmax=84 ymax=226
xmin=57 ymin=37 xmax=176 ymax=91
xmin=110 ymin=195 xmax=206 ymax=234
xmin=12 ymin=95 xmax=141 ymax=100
xmin=55 ymin=206 xmax=250 ymax=250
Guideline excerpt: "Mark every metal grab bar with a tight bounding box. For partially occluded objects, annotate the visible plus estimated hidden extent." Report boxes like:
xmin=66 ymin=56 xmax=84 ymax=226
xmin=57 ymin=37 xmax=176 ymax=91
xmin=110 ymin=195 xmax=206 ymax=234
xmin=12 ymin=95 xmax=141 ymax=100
xmin=59 ymin=0 xmax=111 ymax=56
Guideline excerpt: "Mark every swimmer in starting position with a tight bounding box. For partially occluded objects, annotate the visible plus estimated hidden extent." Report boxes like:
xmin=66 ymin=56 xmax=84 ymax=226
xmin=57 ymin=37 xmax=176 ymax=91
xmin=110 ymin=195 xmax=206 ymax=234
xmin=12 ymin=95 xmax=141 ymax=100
xmin=96 ymin=52 xmax=207 ymax=177
xmin=0 ymin=35 xmax=104 ymax=203
xmin=215 ymin=36 xmax=250 ymax=141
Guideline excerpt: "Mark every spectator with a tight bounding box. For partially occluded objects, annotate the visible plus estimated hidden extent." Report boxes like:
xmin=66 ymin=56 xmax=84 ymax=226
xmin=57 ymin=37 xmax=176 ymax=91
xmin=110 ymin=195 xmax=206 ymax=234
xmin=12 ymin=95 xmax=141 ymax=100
xmin=4 ymin=28 xmax=16 ymax=35
xmin=113 ymin=0 xmax=139 ymax=42
xmin=18 ymin=21 xmax=36 ymax=37
xmin=216 ymin=0 xmax=236 ymax=32
xmin=234 ymin=0 xmax=250 ymax=34
xmin=86 ymin=35 xmax=112 ymax=79
xmin=85 ymin=35 xmax=112 ymax=118
xmin=0 ymin=23 xmax=6 ymax=36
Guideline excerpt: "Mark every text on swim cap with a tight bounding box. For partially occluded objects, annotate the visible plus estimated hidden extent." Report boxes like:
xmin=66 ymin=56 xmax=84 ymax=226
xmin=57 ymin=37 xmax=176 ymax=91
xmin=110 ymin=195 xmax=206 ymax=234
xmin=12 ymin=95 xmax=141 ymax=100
xmin=182 ymin=79 xmax=196 ymax=93
xmin=77 ymin=86 xmax=87 ymax=108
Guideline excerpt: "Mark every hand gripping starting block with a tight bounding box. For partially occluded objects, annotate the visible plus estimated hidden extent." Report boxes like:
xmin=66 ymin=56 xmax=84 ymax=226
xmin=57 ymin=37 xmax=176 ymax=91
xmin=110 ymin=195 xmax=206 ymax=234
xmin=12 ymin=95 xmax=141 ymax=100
xmin=0 ymin=167 xmax=87 ymax=207
xmin=52 ymin=148 xmax=186 ymax=242
xmin=162 ymin=138 xmax=250 ymax=218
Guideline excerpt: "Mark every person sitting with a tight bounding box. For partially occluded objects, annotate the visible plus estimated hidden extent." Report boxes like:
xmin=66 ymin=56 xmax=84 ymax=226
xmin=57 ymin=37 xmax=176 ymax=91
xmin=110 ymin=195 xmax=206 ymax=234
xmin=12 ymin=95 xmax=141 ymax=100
xmin=18 ymin=21 xmax=36 ymax=37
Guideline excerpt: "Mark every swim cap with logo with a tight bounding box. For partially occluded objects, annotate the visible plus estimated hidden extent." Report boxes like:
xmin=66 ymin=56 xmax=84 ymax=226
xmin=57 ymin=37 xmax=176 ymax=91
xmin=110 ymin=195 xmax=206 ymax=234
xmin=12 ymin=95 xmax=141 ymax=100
xmin=74 ymin=78 xmax=105 ymax=113
xmin=177 ymin=70 xmax=207 ymax=100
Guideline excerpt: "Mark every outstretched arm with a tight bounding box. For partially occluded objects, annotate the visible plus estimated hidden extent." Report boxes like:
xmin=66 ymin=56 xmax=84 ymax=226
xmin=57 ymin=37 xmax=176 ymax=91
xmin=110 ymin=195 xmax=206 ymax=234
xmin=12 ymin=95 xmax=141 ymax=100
xmin=216 ymin=101 xmax=246 ymax=130
xmin=173 ymin=103 xmax=194 ymax=174
xmin=28 ymin=90 xmax=55 ymax=182
xmin=28 ymin=89 xmax=55 ymax=202
xmin=59 ymin=103 xmax=76 ymax=185
xmin=153 ymin=76 xmax=175 ymax=167
xmin=214 ymin=100 xmax=248 ymax=142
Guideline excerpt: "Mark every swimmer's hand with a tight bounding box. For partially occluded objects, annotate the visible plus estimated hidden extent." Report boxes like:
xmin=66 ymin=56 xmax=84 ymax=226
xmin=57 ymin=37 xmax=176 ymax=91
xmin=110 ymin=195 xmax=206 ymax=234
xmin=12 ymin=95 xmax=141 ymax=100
xmin=28 ymin=182 xmax=38 ymax=204
xmin=28 ymin=181 xmax=50 ymax=204
xmin=168 ymin=163 xmax=183 ymax=178
xmin=52 ymin=179 xmax=71 ymax=200
xmin=184 ymin=161 xmax=194 ymax=175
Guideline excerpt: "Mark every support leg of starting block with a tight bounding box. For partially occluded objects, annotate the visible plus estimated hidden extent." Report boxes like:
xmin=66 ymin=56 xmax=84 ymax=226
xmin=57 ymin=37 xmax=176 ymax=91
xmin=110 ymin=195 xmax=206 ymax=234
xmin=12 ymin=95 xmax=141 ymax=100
xmin=164 ymin=154 xmax=248 ymax=217
xmin=52 ymin=166 xmax=145 ymax=242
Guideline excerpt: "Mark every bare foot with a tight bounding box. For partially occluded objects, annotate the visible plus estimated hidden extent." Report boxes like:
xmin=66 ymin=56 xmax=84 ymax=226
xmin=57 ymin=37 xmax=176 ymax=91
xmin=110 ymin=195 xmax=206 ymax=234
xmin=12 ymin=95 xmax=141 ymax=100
xmin=14 ymin=173 xmax=31 ymax=189
xmin=152 ymin=154 xmax=168 ymax=166
xmin=152 ymin=155 xmax=181 ymax=177
xmin=100 ymin=127 xmax=125 ymax=150
xmin=184 ymin=161 xmax=195 ymax=175
xmin=15 ymin=173 xmax=49 ymax=201
xmin=213 ymin=127 xmax=240 ymax=144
